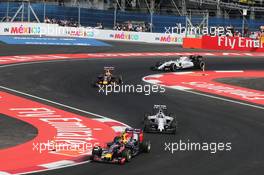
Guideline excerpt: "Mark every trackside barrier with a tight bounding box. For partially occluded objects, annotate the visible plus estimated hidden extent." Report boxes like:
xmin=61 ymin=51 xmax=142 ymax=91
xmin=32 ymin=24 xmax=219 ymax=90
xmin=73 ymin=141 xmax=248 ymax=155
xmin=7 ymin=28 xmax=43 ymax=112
xmin=0 ymin=22 xmax=185 ymax=45
xmin=183 ymin=36 xmax=264 ymax=52
xmin=201 ymin=35 xmax=264 ymax=52
xmin=183 ymin=38 xmax=202 ymax=49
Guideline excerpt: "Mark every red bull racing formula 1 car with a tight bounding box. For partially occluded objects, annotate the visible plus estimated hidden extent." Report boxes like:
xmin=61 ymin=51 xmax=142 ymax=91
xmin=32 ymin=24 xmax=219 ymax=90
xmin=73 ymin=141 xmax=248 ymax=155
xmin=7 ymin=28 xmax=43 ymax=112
xmin=90 ymin=128 xmax=151 ymax=165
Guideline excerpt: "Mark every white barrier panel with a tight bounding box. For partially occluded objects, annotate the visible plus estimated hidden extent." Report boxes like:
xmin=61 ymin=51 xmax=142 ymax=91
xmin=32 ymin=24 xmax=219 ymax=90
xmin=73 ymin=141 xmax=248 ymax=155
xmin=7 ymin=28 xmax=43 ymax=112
xmin=0 ymin=22 xmax=184 ymax=45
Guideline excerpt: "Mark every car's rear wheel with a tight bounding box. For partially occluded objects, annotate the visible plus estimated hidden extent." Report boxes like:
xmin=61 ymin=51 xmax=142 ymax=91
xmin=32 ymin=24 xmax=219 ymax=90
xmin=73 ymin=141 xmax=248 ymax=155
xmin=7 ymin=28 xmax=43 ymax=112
xmin=143 ymin=122 xmax=151 ymax=133
xmin=140 ymin=141 xmax=151 ymax=153
xmin=118 ymin=75 xmax=123 ymax=84
xmin=143 ymin=115 xmax=151 ymax=132
xmin=92 ymin=80 xmax=99 ymax=88
xmin=155 ymin=61 xmax=162 ymax=67
xmin=143 ymin=113 xmax=151 ymax=123
xmin=199 ymin=61 xmax=205 ymax=70
xmin=170 ymin=63 xmax=177 ymax=71
xmin=171 ymin=120 xmax=178 ymax=134
xmin=150 ymin=66 xmax=157 ymax=71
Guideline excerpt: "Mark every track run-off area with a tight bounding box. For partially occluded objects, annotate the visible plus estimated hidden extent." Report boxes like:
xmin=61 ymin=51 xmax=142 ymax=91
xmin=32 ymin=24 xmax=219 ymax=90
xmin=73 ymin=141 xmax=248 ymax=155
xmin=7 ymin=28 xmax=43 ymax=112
xmin=0 ymin=43 xmax=263 ymax=175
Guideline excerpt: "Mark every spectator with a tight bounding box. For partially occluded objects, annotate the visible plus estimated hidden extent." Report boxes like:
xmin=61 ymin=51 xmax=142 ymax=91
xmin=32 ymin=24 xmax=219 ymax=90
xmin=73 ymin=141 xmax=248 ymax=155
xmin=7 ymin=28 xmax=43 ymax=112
xmin=95 ymin=22 xmax=103 ymax=29
xmin=44 ymin=17 xmax=78 ymax=27
xmin=44 ymin=17 xmax=51 ymax=23
xmin=113 ymin=21 xmax=149 ymax=32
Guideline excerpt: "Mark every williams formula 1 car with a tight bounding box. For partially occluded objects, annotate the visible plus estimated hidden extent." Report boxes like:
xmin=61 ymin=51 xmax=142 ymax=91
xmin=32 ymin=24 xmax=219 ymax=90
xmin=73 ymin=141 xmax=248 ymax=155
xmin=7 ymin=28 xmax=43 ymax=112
xmin=151 ymin=55 xmax=205 ymax=71
xmin=93 ymin=67 xmax=123 ymax=87
xmin=91 ymin=128 xmax=151 ymax=165
xmin=143 ymin=105 xmax=178 ymax=134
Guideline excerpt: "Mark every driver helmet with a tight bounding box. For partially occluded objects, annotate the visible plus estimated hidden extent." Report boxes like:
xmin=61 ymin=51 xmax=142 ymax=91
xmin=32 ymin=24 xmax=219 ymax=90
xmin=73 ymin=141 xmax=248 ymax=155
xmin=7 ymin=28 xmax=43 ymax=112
xmin=121 ymin=131 xmax=132 ymax=144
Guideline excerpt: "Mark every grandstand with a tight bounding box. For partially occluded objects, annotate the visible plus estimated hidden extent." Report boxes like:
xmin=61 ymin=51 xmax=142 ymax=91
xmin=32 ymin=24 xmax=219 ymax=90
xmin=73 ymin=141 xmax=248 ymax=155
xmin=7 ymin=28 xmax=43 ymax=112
xmin=0 ymin=0 xmax=263 ymax=34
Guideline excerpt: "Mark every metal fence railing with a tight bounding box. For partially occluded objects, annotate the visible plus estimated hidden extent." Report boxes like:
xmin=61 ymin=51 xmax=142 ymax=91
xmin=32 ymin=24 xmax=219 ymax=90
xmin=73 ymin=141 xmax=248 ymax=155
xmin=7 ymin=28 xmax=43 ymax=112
xmin=0 ymin=1 xmax=263 ymax=33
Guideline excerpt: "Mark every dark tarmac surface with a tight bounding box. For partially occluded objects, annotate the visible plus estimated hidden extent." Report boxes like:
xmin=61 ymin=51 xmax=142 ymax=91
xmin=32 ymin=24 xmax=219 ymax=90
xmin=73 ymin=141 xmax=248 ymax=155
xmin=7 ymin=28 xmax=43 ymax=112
xmin=0 ymin=42 xmax=263 ymax=175
xmin=0 ymin=114 xmax=37 ymax=149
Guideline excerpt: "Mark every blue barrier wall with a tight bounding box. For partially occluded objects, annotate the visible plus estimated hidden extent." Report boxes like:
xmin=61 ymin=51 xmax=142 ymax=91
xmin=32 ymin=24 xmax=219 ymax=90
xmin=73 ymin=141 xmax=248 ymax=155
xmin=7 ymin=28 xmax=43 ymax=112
xmin=0 ymin=2 xmax=263 ymax=33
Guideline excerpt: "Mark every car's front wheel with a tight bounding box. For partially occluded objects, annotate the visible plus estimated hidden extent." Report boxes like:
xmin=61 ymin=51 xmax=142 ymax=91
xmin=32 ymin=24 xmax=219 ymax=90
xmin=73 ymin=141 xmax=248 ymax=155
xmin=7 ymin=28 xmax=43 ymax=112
xmin=122 ymin=149 xmax=132 ymax=162
xmin=91 ymin=146 xmax=102 ymax=160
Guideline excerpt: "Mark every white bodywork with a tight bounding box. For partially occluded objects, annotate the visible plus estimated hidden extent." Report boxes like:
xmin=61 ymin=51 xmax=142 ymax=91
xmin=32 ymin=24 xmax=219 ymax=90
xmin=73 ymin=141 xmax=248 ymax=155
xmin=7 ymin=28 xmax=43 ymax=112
xmin=157 ymin=56 xmax=194 ymax=70
xmin=147 ymin=105 xmax=174 ymax=132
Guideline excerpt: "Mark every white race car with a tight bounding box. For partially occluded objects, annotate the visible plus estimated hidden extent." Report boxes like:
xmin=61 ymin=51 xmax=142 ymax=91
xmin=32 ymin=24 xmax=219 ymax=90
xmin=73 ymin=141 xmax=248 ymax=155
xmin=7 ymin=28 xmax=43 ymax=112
xmin=151 ymin=55 xmax=205 ymax=71
xmin=143 ymin=105 xmax=178 ymax=134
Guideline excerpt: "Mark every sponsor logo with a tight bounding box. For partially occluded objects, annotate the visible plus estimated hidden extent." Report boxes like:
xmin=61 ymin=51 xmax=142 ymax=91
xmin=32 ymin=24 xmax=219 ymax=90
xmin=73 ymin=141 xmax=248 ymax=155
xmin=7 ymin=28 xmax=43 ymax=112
xmin=218 ymin=36 xmax=264 ymax=49
xmin=66 ymin=30 xmax=94 ymax=37
xmin=155 ymin=35 xmax=182 ymax=43
xmin=109 ymin=32 xmax=139 ymax=41
xmin=10 ymin=107 xmax=98 ymax=156
xmin=4 ymin=25 xmax=41 ymax=35
xmin=2 ymin=24 xmax=97 ymax=38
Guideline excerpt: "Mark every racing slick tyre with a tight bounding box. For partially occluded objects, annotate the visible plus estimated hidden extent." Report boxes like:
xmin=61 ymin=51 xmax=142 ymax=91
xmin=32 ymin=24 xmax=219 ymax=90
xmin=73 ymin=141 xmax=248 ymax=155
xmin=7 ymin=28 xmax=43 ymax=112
xmin=118 ymin=75 xmax=123 ymax=84
xmin=155 ymin=61 xmax=162 ymax=67
xmin=168 ymin=113 xmax=178 ymax=134
xmin=170 ymin=63 xmax=177 ymax=72
xmin=151 ymin=61 xmax=163 ymax=71
xmin=122 ymin=149 xmax=132 ymax=162
xmin=150 ymin=66 xmax=157 ymax=71
xmin=171 ymin=120 xmax=178 ymax=134
xmin=143 ymin=113 xmax=151 ymax=123
xmin=140 ymin=141 xmax=151 ymax=153
xmin=143 ymin=120 xmax=151 ymax=133
xmin=199 ymin=61 xmax=205 ymax=70
xmin=92 ymin=80 xmax=99 ymax=88
xmin=111 ymin=76 xmax=122 ymax=85
xmin=91 ymin=146 xmax=102 ymax=161
xmin=143 ymin=123 xmax=150 ymax=133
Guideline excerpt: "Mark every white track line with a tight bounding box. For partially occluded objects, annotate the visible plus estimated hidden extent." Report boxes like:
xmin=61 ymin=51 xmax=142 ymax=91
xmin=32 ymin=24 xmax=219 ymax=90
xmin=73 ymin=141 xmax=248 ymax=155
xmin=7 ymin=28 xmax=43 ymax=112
xmin=142 ymin=76 xmax=264 ymax=110
xmin=180 ymin=89 xmax=264 ymax=110
xmin=0 ymin=60 xmax=130 ymax=174
xmin=214 ymin=70 xmax=244 ymax=73
xmin=0 ymin=57 xmax=263 ymax=175
xmin=0 ymin=85 xmax=130 ymax=175
xmin=0 ymin=172 xmax=11 ymax=175
xmin=16 ymin=160 xmax=91 ymax=175
xmin=40 ymin=160 xmax=76 ymax=169
xmin=0 ymin=85 xmax=130 ymax=127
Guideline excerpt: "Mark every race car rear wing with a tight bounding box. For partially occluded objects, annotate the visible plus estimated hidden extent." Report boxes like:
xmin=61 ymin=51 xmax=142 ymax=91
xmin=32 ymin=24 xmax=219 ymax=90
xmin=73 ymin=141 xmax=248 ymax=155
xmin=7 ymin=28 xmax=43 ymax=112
xmin=154 ymin=105 xmax=167 ymax=110
xmin=125 ymin=128 xmax=142 ymax=134
xmin=104 ymin=67 xmax=115 ymax=71
xmin=124 ymin=128 xmax=144 ymax=143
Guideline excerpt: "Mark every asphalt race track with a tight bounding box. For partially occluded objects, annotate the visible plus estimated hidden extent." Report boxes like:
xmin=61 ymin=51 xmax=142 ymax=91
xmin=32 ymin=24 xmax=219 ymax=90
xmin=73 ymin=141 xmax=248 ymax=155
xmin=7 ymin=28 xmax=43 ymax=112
xmin=0 ymin=42 xmax=264 ymax=175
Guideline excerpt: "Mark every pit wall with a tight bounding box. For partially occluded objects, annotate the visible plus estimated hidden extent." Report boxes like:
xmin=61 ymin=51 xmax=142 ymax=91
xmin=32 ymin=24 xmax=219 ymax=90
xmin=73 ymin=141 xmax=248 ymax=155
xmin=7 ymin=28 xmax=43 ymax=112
xmin=0 ymin=22 xmax=187 ymax=45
